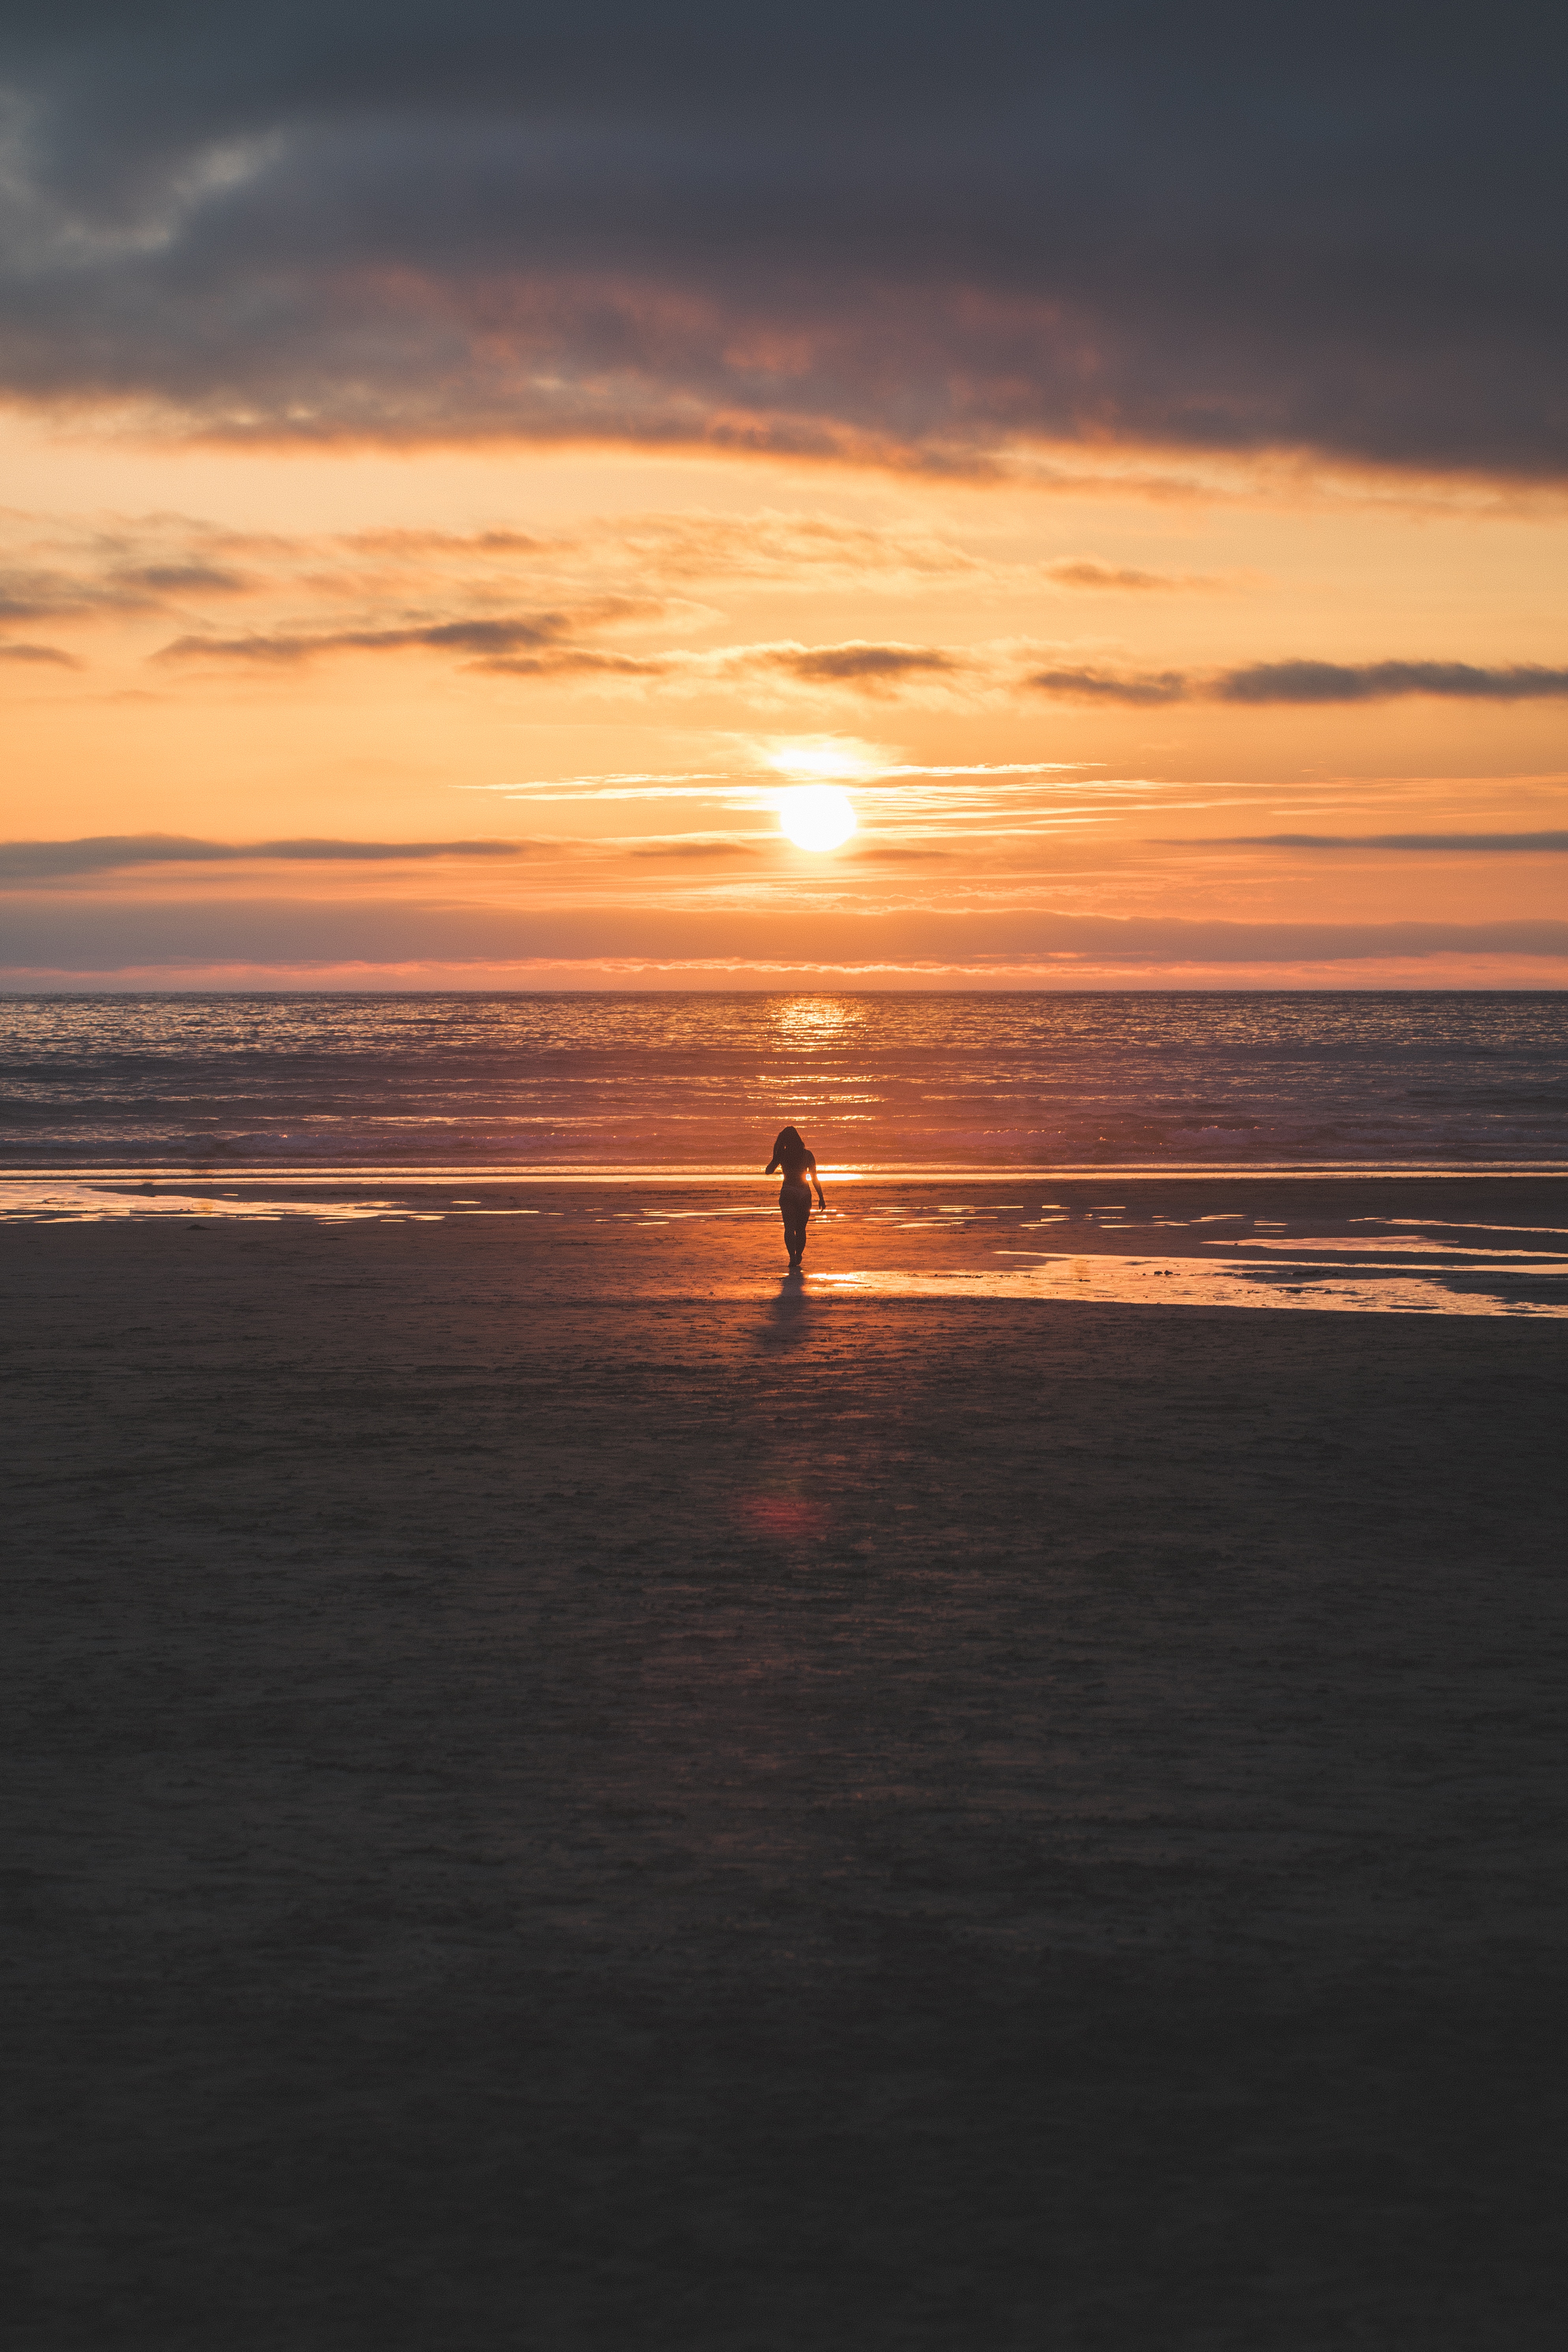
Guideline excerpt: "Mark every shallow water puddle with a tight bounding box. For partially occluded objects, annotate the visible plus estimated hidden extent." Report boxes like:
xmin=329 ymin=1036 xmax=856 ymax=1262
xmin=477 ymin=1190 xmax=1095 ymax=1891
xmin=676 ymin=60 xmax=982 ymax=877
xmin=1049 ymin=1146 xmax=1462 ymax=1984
xmin=1216 ymin=1236 xmax=1568 ymax=1259
xmin=6 ymin=1178 xmax=1565 ymax=1315
xmin=810 ymin=1259 xmax=1568 ymax=1317
xmin=0 ymin=1182 xmax=401 ymax=1223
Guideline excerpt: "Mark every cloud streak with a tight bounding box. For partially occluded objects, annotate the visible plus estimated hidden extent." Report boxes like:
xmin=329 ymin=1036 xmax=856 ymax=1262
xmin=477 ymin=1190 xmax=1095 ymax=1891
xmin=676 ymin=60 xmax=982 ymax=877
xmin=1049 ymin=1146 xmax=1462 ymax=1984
xmin=1044 ymin=561 xmax=1224 ymax=593
xmin=7 ymin=505 xmax=1207 ymax=632
xmin=1028 ymin=661 xmax=1568 ymax=705
xmin=143 ymin=588 xmax=1568 ymax=713
xmin=0 ymin=639 xmax=75 ymax=666
xmin=754 ymin=642 xmax=963 ymax=686
xmin=152 ymin=614 xmax=973 ymax=697
xmin=1179 ymin=831 xmax=1568 ymax=853
xmin=151 ymin=603 xmax=653 ymax=668
xmin=1215 ymin=662 xmax=1568 ymax=705
xmin=0 ymin=835 xmax=538 ymax=880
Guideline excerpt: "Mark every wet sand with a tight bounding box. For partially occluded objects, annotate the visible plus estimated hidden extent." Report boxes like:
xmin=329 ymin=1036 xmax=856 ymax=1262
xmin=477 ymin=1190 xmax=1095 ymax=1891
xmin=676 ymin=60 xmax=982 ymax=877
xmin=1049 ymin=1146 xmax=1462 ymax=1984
xmin=7 ymin=1189 xmax=1567 ymax=2348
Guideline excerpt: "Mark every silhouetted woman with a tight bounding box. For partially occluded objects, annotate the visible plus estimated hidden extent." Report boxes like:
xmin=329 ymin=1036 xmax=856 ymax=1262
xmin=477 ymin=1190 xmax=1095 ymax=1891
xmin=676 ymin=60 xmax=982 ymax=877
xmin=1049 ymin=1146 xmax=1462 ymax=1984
xmin=766 ymin=1125 xmax=826 ymax=1270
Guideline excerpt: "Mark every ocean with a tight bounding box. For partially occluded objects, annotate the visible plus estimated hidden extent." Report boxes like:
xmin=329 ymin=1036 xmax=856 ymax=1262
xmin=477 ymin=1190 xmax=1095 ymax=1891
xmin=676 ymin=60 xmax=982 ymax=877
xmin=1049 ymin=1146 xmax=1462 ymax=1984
xmin=3 ymin=991 xmax=1566 ymax=1173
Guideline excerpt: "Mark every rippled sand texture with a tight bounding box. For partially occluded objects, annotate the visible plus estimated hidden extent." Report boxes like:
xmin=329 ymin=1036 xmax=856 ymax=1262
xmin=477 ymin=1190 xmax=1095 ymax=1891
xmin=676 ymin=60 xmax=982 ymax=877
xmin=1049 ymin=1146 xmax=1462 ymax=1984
xmin=8 ymin=1205 xmax=1566 ymax=2349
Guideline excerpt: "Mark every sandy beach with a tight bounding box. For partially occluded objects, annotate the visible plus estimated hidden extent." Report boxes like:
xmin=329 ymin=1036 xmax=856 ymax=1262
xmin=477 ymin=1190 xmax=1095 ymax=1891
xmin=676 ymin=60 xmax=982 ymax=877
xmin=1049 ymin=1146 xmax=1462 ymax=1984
xmin=8 ymin=0 xmax=1568 ymax=2324
xmin=7 ymin=1185 xmax=1566 ymax=2347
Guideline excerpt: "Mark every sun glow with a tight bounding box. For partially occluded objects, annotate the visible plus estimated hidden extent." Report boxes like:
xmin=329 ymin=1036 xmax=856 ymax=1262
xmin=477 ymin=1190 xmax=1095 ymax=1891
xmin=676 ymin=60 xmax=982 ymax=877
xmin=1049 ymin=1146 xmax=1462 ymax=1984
xmin=761 ymin=735 xmax=886 ymax=783
xmin=779 ymin=786 xmax=858 ymax=852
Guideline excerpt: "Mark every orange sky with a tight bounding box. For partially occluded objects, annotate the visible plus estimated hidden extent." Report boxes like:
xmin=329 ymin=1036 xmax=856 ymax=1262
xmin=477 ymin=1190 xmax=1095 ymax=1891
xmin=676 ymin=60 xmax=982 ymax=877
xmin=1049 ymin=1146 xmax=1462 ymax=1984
xmin=4 ymin=412 xmax=1566 ymax=988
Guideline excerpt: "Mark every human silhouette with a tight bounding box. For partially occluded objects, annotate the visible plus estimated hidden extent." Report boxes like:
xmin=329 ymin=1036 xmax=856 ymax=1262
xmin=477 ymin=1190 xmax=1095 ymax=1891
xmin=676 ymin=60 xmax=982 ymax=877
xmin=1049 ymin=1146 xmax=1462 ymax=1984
xmin=765 ymin=1125 xmax=827 ymax=1271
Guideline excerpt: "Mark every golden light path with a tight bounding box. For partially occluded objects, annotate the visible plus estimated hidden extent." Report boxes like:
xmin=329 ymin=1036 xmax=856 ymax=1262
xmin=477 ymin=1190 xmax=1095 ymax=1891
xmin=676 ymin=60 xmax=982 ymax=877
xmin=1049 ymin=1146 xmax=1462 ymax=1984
xmin=778 ymin=785 xmax=858 ymax=852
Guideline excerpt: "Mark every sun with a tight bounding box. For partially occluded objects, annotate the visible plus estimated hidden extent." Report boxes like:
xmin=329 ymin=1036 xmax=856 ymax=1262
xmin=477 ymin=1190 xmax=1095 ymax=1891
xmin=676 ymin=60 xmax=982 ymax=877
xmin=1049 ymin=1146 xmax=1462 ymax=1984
xmin=779 ymin=786 xmax=857 ymax=852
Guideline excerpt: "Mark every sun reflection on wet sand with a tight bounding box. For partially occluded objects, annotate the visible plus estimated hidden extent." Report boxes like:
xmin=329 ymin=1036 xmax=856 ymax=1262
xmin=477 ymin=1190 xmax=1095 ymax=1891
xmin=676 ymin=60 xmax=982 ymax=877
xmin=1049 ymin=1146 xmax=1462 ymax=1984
xmin=812 ymin=1262 xmax=1566 ymax=1317
xmin=5 ymin=1175 xmax=1566 ymax=1317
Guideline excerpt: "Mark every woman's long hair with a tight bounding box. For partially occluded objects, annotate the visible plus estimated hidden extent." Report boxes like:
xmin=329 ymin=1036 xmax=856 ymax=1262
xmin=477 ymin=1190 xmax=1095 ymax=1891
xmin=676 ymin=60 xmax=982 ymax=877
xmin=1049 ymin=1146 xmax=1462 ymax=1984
xmin=773 ymin=1124 xmax=804 ymax=1154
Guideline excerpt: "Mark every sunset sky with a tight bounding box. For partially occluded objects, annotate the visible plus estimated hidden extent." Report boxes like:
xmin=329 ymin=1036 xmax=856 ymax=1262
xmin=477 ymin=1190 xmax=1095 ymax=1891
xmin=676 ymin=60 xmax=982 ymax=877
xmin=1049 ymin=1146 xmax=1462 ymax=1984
xmin=4 ymin=1 xmax=1566 ymax=989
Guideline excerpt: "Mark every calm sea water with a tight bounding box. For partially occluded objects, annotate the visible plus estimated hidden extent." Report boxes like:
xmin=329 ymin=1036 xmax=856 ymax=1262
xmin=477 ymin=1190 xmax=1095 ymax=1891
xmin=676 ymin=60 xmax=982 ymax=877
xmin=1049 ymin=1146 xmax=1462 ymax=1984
xmin=2 ymin=992 xmax=1566 ymax=1172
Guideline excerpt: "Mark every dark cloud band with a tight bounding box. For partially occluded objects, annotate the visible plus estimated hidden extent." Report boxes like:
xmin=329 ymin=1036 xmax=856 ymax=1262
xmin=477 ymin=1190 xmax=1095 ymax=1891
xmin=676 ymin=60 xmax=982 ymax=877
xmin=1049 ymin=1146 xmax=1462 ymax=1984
xmin=1 ymin=4 xmax=1564 ymax=473
xmin=3 ymin=895 xmax=1566 ymax=973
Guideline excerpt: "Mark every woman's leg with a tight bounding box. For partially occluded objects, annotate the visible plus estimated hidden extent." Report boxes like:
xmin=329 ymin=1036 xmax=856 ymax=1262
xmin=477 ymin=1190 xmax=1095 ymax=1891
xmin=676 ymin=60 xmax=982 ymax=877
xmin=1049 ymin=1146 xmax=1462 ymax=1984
xmin=780 ymin=1188 xmax=808 ymax=1263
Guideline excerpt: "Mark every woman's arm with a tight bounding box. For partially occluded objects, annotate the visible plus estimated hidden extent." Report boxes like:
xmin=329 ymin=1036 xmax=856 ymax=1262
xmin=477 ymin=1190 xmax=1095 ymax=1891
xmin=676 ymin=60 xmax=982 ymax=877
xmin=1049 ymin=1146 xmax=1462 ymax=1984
xmin=808 ymin=1153 xmax=826 ymax=1207
xmin=765 ymin=1155 xmax=780 ymax=1173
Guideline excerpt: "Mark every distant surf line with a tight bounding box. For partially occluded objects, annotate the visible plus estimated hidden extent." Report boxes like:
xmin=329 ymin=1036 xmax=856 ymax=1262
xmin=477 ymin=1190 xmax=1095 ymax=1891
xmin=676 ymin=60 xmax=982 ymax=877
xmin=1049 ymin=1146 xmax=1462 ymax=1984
xmin=4 ymin=1162 xmax=1568 ymax=1186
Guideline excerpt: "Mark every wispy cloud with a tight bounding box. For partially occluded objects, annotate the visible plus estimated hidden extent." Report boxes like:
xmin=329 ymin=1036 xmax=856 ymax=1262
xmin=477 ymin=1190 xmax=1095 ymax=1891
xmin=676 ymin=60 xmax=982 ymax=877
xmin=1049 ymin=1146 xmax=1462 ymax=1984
xmin=0 ymin=508 xmax=1260 ymax=665
xmin=152 ymin=609 xmax=978 ymax=698
xmin=1044 ymin=560 xmax=1229 ymax=593
xmin=626 ymin=838 xmax=763 ymax=861
xmin=112 ymin=563 xmax=252 ymax=597
xmin=874 ymin=760 xmax=1092 ymax=780
xmin=0 ymin=640 xmax=77 ymax=667
xmin=19 ymin=498 xmax=1566 ymax=730
xmin=472 ymin=648 xmax=674 ymax=678
xmin=1216 ymin=662 xmax=1568 ymax=705
xmin=0 ymin=507 xmax=264 ymax=628
xmin=1027 ymin=665 xmax=1190 ymax=705
xmin=463 ymin=750 xmax=1092 ymax=806
xmin=753 ymin=641 xmax=964 ymax=687
xmin=1175 ymin=831 xmax=1568 ymax=852
xmin=151 ymin=601 xmax=656 ymax=668
xmin=0 ymin=567 xmax=203 ymax=621
xmin=464 ymin=777 xmax=732 ymax=805
xmin=845 ymin=844 xmax=957 ymax=862
xmin=451 ymin=637 xmax=975 ymax=700
xmin=534 ymin=511 xmax=1004 ymax=589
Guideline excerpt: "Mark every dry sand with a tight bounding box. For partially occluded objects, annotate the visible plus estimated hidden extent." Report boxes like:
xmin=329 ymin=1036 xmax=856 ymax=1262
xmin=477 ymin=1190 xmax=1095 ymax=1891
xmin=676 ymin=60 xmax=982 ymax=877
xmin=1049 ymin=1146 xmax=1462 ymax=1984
xmin=6 ymin=1186 xmax=1567 ymax=2348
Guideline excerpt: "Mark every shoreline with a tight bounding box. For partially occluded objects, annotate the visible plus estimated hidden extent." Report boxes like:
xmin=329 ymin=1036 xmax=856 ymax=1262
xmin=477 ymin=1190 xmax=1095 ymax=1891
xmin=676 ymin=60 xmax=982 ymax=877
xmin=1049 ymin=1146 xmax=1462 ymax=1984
xmin=6 ymin=1160 xmax=1568 ymax=1183
xmin=7 ymin=1169 xmax=1567 ymax=1318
